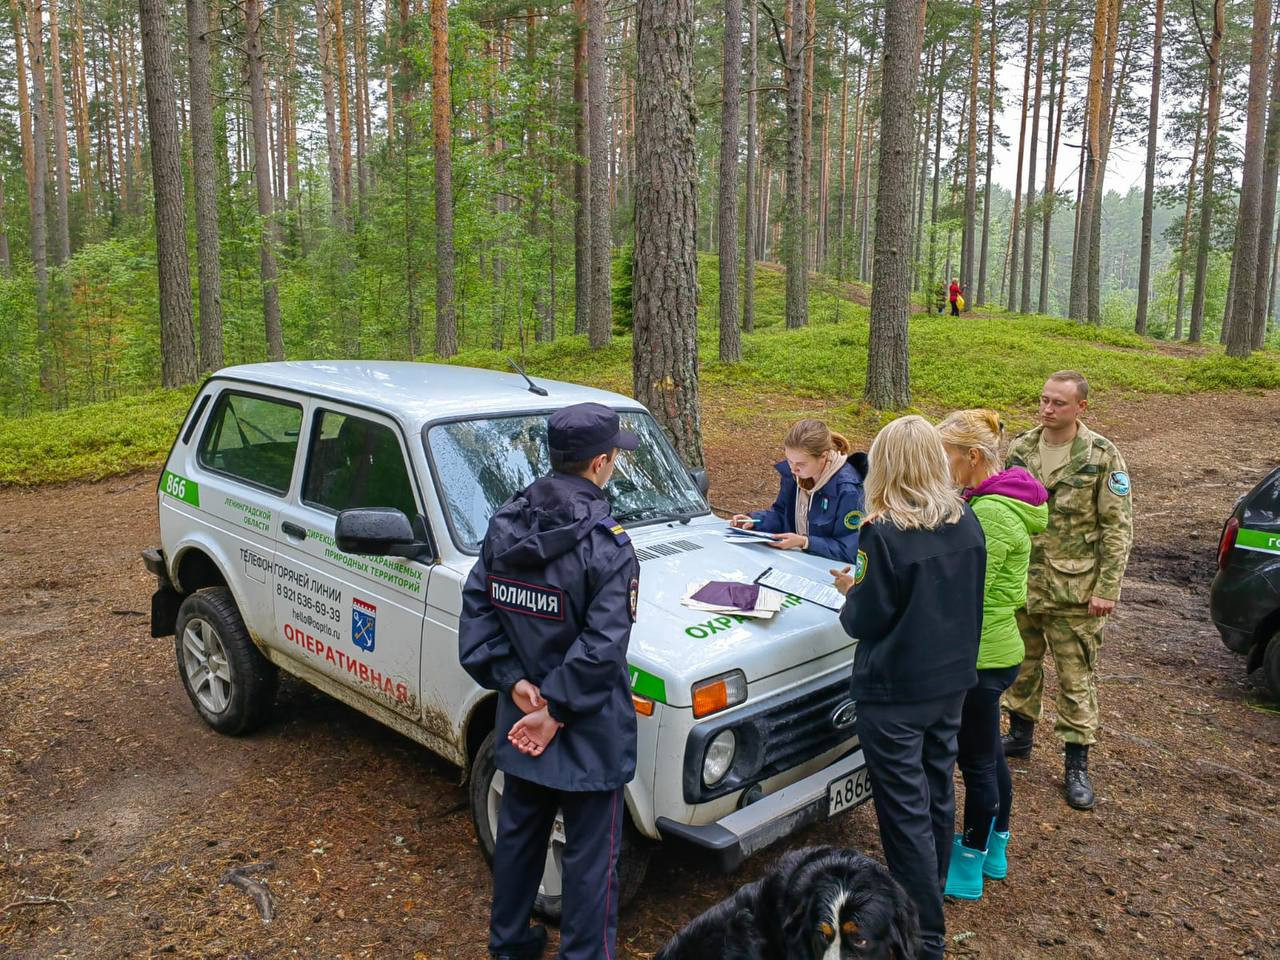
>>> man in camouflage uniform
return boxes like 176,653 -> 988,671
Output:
1001,371 -> 1133,810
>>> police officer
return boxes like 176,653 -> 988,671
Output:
1002,371 -> 1134,810
459,402 -> 641,960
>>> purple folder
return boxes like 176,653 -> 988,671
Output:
690,581 -> 761,611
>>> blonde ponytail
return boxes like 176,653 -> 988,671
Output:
936,409 -> 1005,471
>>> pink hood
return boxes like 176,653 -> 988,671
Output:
964,466 -> 1048,506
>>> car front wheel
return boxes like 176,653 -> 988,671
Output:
175,587 -> 277,735
1263,629 -> 1280,698
468,730 -> 650,922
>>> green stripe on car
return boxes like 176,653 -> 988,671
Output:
1237,527 -> 1280,555
161,470 -> 200,507
629,665 -> 667,703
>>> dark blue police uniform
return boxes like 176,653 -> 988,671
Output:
750,453 -> 868,563
459,402 -> 641,960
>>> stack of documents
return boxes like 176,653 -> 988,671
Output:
681,580 -> 785,619
724,526 -> 778,545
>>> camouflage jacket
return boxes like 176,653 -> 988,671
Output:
1007,423 -> 1133,612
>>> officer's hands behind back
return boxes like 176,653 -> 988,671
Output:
512,678 -> 544,714
509,707 -> 562,757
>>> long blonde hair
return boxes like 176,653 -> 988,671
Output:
865,415 -> 967,530
936,409 -> 1004,470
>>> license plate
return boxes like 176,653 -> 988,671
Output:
827,766 -> 872,816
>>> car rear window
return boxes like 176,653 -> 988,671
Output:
197,391 -> 302,494
302,410 -> 419,519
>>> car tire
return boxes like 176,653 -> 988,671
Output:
1263,630 -> 1280,698
469,730 -> 651,922
174,587 -> 278,736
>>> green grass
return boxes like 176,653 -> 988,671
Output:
4,254 -> 1279,486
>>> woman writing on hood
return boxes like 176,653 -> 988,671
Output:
936,410 -> 1049,900
730,419 -> 867,563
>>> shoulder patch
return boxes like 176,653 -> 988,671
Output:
629,577 -> 639,622
853,549 -> 868,585
598,517 -> 630,544
1107,471 -> 1131,497
843,509 -> 864,531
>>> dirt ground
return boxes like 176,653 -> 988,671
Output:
2,386 -> 1279,960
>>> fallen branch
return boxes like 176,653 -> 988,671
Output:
1,894 -> 73,915
219,862 -> 275,923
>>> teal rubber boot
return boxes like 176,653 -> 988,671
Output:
983,830 -> 1010,880
944,835 -> 986,900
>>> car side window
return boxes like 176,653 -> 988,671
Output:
197,391 -> 302,494
303,410 -> 419,519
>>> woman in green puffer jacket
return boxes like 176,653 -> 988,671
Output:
937,409 -> 1049,901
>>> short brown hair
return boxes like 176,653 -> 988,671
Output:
1047,370 -> 1089,402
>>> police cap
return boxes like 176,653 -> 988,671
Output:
547,402 -> 639,460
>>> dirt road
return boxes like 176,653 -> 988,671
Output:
2,388 -> 1278,959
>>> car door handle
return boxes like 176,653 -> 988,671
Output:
282,521 -> 307,541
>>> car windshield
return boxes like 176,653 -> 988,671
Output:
427,411 -> 709,551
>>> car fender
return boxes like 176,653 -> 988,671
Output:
168,532 -> 268,651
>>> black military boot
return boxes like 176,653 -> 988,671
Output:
492,924 -> 547,960
1064,743 -> 1096,810
1001,711 -> 1035,758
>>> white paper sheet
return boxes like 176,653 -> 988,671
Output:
754,566 -> 845,612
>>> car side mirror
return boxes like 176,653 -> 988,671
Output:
336,507 -> 427,559
689,468 -> 710,497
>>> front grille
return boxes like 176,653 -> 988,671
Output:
756,676 -> 854,779
635,538 -> 704,562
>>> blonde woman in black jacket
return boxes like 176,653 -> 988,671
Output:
832,415 -> 986,960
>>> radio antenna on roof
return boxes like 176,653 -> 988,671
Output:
508,358 -> 549,396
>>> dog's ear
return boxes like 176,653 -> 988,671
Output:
887,883 -> 922,960
781,901 -> 811,954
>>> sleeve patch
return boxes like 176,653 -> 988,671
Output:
629,578 -> 639,622
598,517 -> 630,544
853,549 -> 868,585
843,509 -> 864,530
1107,471 -> 1131,497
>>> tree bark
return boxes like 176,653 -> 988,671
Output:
48,0 -> 71,263
71,0 -> 93,225
1020,0 -> 1048,313
961,0 -> 980,301
927,39 -> 944,293
633,0 -> 703,467
245,0 -> 285,361
334,0 -> 353,214
718,0 -> 742,361
25,0 -> 52,371
1251,27 -> 1280,348
1176,83 -> 1206,341
573,0 -> 590,335
782,0 -> 809,327
430,0 -> 456,357
1225,0 -> 1272,357
1007,12 -> 1034,310
1134,0 -> 1165,334
1041,22 -> 1070,314
11,0 -> 34,189
186,0 -> 223,371
865,0 -> 924,409
1189,0 -> 1224,343
315,0 -> 345,224
588,0 -> 611,347
742,0 -> 757,332
977,1 -> 996,306
139,0 -> 198,387
1069,0 -> 1110,321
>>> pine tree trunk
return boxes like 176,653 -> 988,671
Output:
1007,12 -> 1034,311
245,0 -> 285,360
587,0 -> 611,347
927,39 -> 944,293
353,0 -> 370,209
914,50 -> 932,294
1225,0 -> 1271,357
1251,28 -> 1280,348
1069,0 -> 1109,321
431,0 -> 456,357
49,0 -> 72,263
316,0 -> 344,225
1134,0 -> 1165,333
865,0 -> 924,409
72,0 -> 93,226
1175,83 -> 1206,341
718,0 -> 742,361
0,175 -> 8,274
742,0 -> 757,332
633,0 -> 703,467
1020,0 -> 1047,313
1087,0 -> 1124,326
961,0 -> 980,301
187,0 -> 223,371
25,0 -> 52,371
11,0 -> 35,189
1041,23 -> 1070,314
335,0 -> 353,213
977,3 -> 996,306
1189,0 -> 1224,343
139,0 -> 198,386
782,0 -> 809,327
573,0 -> 590,335
399,0 -> 419,355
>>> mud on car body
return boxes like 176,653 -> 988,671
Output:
1211,464 -> 1280,695
143,361 -> 871,914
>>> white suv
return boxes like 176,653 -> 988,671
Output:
143,361 -> 870,914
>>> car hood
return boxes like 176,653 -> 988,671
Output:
625,517 -> 853,706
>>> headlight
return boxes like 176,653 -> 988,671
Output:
703,729 -> 737,786
692,669 -> 747,718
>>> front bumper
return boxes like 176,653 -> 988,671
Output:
655,747 -> 869,871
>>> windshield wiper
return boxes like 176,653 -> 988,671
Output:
615,506 -> 702,526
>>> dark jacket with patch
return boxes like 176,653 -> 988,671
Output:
459,472 -> 639,791
840,510 -> 986,703
750,454 -> 868,563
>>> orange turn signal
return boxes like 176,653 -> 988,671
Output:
632,693 -> 655,716
692,681 -> 728,718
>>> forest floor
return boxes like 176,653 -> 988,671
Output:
1,385 -> 1279,960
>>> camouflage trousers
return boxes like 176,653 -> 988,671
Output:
1002,609 -> 1105,746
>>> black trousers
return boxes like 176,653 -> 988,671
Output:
957,665 -> 1021,848
490,773 -> 623,960
856,692 -> 966,960
950,300 -> 961,316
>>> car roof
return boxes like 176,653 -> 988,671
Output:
213,361 -> 644,428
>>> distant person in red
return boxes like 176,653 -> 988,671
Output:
949,279 -> 963,316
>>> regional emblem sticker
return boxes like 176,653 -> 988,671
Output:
843,509 -> 864,530
854,549 -> 868,585
352,597 -> 377,652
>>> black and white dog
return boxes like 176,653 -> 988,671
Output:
656,847 -> 920,960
